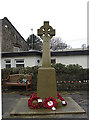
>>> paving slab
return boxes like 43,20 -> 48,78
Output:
10,97 -> 86,118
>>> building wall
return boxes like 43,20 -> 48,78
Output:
25,56 -> 42,67
87,55 -> 89,68
51,55 -> 87,68
1,17 -> 29,52
0,19 -> 2,53
1,55 -> 88,69
1,56 -> 42,69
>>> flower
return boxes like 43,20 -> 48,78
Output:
47,101 -> 53,106
43,96 -> 57,109
28,96 -> 42,109
86,80 -> 87,83
28,92 -> 67,110
57,93 -> 67,105
57,93 -> 64,101
60,81 -> 62,83
57,81 -> 59,83
30,92 -> 37,98
19,81 -> 20,84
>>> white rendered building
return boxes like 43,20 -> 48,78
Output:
1,50 -> 89,69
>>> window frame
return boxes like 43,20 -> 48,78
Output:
15,59 -> 24,68
5,59 -> 11,68
51,59 -> 56,64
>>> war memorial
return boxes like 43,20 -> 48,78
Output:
10,21 -> 86,118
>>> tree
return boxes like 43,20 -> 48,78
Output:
26,34 -> 43,51
50,36 -> 67,51
67,45 -> 72,49
81,44 -> 86,50
87,45 -> 89,49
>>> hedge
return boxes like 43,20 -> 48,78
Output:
1,63 -> 88,90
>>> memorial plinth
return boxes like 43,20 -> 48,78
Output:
37,21 -> 57,99
10,97 -> 86,118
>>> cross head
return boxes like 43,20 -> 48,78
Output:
37,21 -> 55,40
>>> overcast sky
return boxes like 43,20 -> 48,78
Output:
0,0 -> 88,48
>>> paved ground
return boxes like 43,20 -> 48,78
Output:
2,88 -> 89,119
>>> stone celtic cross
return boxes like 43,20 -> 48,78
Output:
37,21 -> 57,99
37,21 -> 55,67
37,21 -> 55,39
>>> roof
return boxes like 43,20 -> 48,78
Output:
2,17 -> 28,44
1,50 -> 89,58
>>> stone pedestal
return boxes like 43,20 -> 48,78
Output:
37,67 -> 57,99
10,97 -> 86,118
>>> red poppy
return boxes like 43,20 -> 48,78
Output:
28,96 -> 42,109
30,92 -> 37,98
57,93 -> 67,105
43,96 -> 57,109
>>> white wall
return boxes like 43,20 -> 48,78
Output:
87,55 -> 89,68
0,19 -> 2,53
1,56 -> 42,69
0,19 -> 2,70
24,56 -> 42,67
51,55 -> 88,69
1,55 -> 88,69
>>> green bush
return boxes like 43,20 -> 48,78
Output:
1,63 -> 88,91
52,63 -> 86,83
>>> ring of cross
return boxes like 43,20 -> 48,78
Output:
37,21 -> 55,40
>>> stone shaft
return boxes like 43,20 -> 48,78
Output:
42,37 -> 51,67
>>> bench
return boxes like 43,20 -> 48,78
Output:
2,74 -> 32,91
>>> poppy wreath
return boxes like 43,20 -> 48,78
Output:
30,92 -> 37,98
43,96 -> 57,109
28,96 -> 42,109
57,93 -> 67,105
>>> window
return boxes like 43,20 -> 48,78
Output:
5,60 -> 11,68
51,59 -> 56,64
5,25 -> 8,28
13,46 -> 20,52
15,59 -> 24,68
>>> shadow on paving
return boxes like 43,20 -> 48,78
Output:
2,88 -> 89,119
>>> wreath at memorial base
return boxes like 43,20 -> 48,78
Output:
28,96 -> 42,109
43,96 -> 57,110
28,92 -> 67,110
57,93 -> 67,105
30,92 -> 37,98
